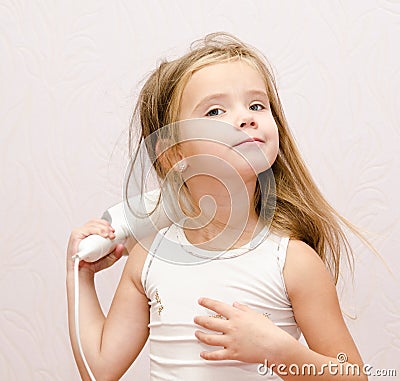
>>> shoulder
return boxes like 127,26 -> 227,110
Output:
283,239 -> 336,300
125,232 -> 159,296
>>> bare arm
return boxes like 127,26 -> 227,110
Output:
66,221 -> 149,381
278,239 -> 367,380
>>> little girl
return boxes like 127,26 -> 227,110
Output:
67,33 -> 368,380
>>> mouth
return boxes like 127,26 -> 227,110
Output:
233,137 -> 265,147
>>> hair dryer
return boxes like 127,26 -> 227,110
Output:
75,189 -> 171,262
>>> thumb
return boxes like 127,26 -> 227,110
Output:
107,244 -> 125,263
113,244 -> 126,259
94,244 -> 124,272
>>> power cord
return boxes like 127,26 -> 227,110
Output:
73,256 -> 97,381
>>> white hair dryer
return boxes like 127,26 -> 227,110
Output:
75,189 -> 171,262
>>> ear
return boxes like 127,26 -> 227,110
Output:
176,159 -> 187,173
155,139 -> 186,172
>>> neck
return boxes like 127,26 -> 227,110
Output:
183,174 -> 264,249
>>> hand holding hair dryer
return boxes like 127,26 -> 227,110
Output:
75,190 -> 170,262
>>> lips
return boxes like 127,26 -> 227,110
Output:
233,137 -> 265,147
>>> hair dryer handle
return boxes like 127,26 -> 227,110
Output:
76,226 -> 129,262
76,200 -> 130,262
75,190 -> 170,262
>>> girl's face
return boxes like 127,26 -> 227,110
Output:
177,60 -> 279,179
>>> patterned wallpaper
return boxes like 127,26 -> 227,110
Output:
1,1 -> 398,380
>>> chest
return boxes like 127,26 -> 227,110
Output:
144,252 -> 289,324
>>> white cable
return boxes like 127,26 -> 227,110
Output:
74,256 -> 97,381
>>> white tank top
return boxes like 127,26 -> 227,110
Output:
141,223 -> 301,380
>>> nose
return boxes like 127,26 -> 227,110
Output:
240,119 -> 257,128
238,112 -> 258,129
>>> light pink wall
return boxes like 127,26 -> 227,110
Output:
1,1 -> 398,380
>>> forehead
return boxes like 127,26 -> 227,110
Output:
181,60 -> 266,102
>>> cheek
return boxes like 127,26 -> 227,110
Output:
272,125 -> 279,152
267,119 -> 279,151
181,141 -> 228,158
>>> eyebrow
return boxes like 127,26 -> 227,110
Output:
191,89 -> 269,114
191,93 -> 228,114
246,90 -> 269,101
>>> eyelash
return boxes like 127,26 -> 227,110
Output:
205,103 -> 266,117
249,103 -> 265,111
206,108 -> 224,117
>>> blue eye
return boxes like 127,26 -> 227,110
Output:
206,108 -> 224,117
249,104 -> 265,111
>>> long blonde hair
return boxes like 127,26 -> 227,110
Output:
127,32 -> 362,283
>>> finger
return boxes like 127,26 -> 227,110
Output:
88,221 -> 115,234
195,330 -> 228,347
198,298 -> 235,319
83,220 -> 113,234
232,301 -> 251,312
81,224 -> 116,239
194,315 -> 228,333
200,348 -> 230,361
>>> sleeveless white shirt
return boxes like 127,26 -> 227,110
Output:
141,223 -> 301,380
